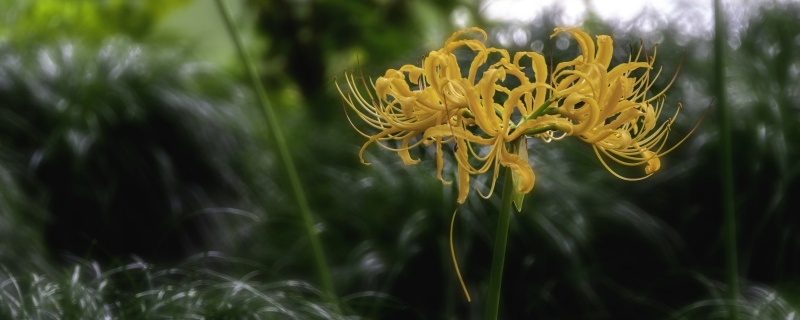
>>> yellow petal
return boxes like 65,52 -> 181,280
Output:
553,28 -> 595,63
500,145 -> 535,194
424,124 -> 494,145
397,136 -> 421,165
511,137 -> 529,212
643,151 -> 661,174
434,137 -> 452,184
595,35 -> 614,68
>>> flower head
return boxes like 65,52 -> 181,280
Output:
338,28 -> 546,203
337,27 -> 693,203
548,27 -> 693,180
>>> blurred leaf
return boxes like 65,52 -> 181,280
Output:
248,0 -> 462,120
1,0 -> 191,43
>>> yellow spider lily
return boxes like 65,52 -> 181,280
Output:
338,26 -> 695,304
337,26 -> 694,203
337,28 -> 549,203
549,27 -> 695,180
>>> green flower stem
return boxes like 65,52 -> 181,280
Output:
461,109 -> 475,119
521,124 -> 557,136
714,0 -> 738,318
524,96 -> 558,122
213,0 -> 337,304
484,166 -> 516,320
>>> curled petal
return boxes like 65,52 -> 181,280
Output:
500,146 -> 535,194
643,150 -> 661,174
424,125 -> 494,145
398,136 -> 421,165
595,35 -> 614,68
456,139 -> 471,204
553,27 -> 595,63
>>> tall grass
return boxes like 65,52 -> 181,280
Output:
213,0 -> 337,305
0,260 -> 350,319
714,0 -> 740,318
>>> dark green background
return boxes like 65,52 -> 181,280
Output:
0,0 -> 798,318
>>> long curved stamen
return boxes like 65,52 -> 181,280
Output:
449,207 -> 471,302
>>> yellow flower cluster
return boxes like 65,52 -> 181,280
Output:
337,27 -> 687,204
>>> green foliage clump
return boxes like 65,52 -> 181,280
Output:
248,0 -> 462,120
0,38 -> 267,264
1,0 -> 190,43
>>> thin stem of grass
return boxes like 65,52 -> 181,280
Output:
484,167 -> 515,320
714,0 -> 738,318
213,0 -> 337,306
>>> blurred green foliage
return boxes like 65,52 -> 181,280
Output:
248,0 -> 463,120
0,38 -> 270,265
0,261 -> 345,319
0,0 -> 190,43
0,0 -> 799,319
